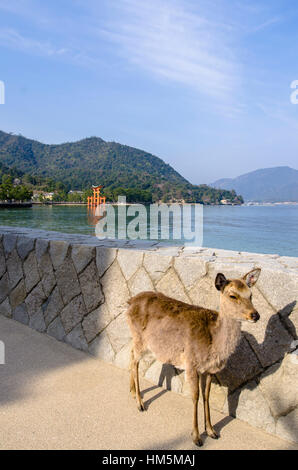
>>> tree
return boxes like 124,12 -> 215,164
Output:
68,192 -> 82,203
52,191 -> 67,202
0,177 -> 32,201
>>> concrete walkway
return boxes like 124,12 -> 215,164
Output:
0,315 -> 296,450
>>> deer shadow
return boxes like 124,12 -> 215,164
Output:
222,301 -> 296,416
141,301 -> 297,441
141,364 -> 184,410
214,300 -> 297,441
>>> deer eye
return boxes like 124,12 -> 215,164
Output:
230,295 -> 237,300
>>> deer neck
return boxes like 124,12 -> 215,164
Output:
213,312 -> 242,361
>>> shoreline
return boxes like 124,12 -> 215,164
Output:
32,202 -> 87,206
32,201 -> 298,207
1,201 -> 297,209
0,202 -> 32,208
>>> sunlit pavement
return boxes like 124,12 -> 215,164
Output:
0,315 -> 296,450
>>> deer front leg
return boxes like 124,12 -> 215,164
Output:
187,369 -> 202,447
201,373 -> 218,439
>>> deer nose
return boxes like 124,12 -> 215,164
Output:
251,311 -> 260,322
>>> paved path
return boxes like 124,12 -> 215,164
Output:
0,315 -> 296,450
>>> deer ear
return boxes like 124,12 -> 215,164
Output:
243,268 -> 261,287
215,273 -> 228,291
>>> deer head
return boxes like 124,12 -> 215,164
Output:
215,268 -> 261,323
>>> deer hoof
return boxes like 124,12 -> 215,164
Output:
191,431 -> 203,447
207,428 -> 219,439
194,438 -> 203,447
138,402 -> 145,412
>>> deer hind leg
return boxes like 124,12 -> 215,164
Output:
130,346 -> 145,412
187,368 -> 202,447
129,348 -> 136,398
200,373 -> 218,439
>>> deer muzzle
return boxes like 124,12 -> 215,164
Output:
250,311 -> 260,322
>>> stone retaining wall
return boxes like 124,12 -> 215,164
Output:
0,226 -> 297,443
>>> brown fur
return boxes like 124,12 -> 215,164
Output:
127,292 -> 223,372
126,268 -> 261,446
231,279 -> 247,290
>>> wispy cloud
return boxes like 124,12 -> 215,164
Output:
257,101 -> 298,130
0,0 -> 288,114
246,16 -> 281,34
98,0 -> 240,101
0,27 -> 68,56
0,28 -> 67,56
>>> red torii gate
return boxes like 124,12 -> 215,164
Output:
87,185 -> 106,206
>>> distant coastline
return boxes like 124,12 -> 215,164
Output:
212,166 -> 298,203
244,201 -> 298,206
2,200 -> 297,208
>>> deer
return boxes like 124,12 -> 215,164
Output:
126,268 -> 261,447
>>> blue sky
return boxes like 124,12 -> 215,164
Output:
0,0 -> 298,183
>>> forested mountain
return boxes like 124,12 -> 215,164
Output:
212,166 -> 298,202
0,130 -> 243,204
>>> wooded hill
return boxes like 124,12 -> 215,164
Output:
0,130 -> 243,204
